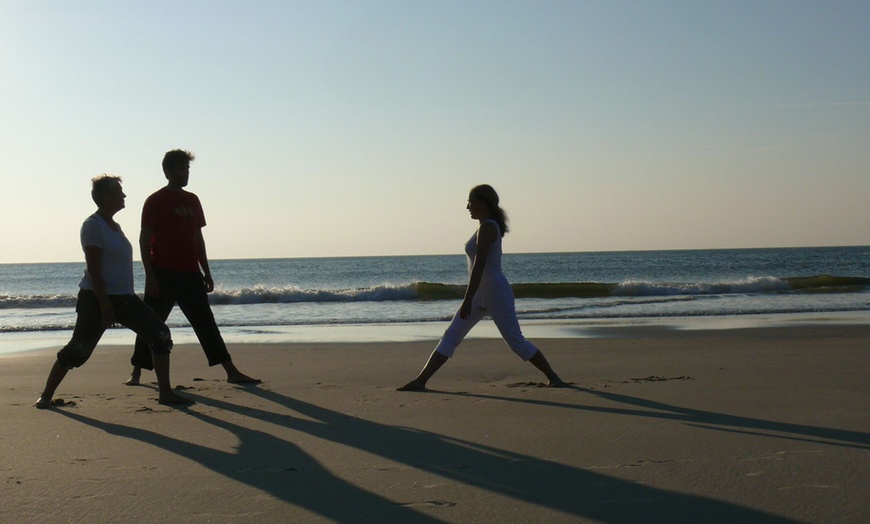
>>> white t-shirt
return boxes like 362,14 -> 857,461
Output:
78,214 -> 135,295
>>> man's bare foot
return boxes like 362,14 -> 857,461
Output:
125,366 -> 143,385
396,380 -> 426,392
227,372 -> 261,384
35,397 -> 52,409
546,378 -> 568,388
158,393 -> 194,406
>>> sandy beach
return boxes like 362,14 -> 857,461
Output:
2,325 -> 868,523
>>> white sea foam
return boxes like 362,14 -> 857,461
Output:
615,276 -> 790,296
1,248 -> 868,334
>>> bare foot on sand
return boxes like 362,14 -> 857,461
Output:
227,373 -> 262,384
158,393 -> 194,406
125,366 -> 142,386
396,381 -> 427,392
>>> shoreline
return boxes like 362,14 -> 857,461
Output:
2,310 -> 869,358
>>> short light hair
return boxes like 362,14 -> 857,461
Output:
91,174 -> 122,206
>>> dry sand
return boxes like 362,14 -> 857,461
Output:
2,325 -> 868,523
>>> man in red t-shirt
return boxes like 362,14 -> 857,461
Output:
125,149 -> 259,385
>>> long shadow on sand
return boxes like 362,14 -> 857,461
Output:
53,384 -> 809,523
444,385 -> 870,450
55,404 -> 446,523
95,382 -> 812,523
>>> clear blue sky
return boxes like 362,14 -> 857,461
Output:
2,1 -> 868,263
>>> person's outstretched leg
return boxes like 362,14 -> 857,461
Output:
177,273 -> 260,384
40,292 -> 103,408
528,350 -> 566,387
398,304 -> 486,391
484,286 -> 566,387
36,360 -> 69,409
117,294 -> 192,405
397,350 -> 449,391
128,288 -> 175,377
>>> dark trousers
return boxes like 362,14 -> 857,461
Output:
131,266 -> 231,370
58,289 -> 172,369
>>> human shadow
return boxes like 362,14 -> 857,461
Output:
54,407 -> 447,523
583,386 -> 870,449
180,386 -> 801,523
438,385 -> 870,450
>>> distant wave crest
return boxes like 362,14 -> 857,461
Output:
199,274 -> 870,304
209,283 -> 421,304
2,274 -> 867,310
615,276 -> 792,296
0,294 -> 76,309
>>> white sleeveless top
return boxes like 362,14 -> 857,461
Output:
464,219 -> 503,275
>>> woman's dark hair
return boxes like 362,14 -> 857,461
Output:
469,184 -> 509,236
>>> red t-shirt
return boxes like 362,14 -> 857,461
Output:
142,187 -> 207,272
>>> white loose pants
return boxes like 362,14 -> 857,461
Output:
434,274 -> 538,361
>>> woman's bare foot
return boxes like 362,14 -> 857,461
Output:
396,380 -> 426,392
546,378 -> 568,388
158,392 -> 194,406
227,372 -> 261,384
223,362 -> 261,384
35,397 -> 53,409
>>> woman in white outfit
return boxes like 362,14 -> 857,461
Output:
398,184 -> 565,391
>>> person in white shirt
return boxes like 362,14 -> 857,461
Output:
36,175 -> 191,408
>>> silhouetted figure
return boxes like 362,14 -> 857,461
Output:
37,175 -> 190,408
399,184 -> 564,391
125,150 -> 259,386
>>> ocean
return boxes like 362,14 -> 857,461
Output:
2,246 -> 869,354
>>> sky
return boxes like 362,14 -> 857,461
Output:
1,1 -> 868,263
